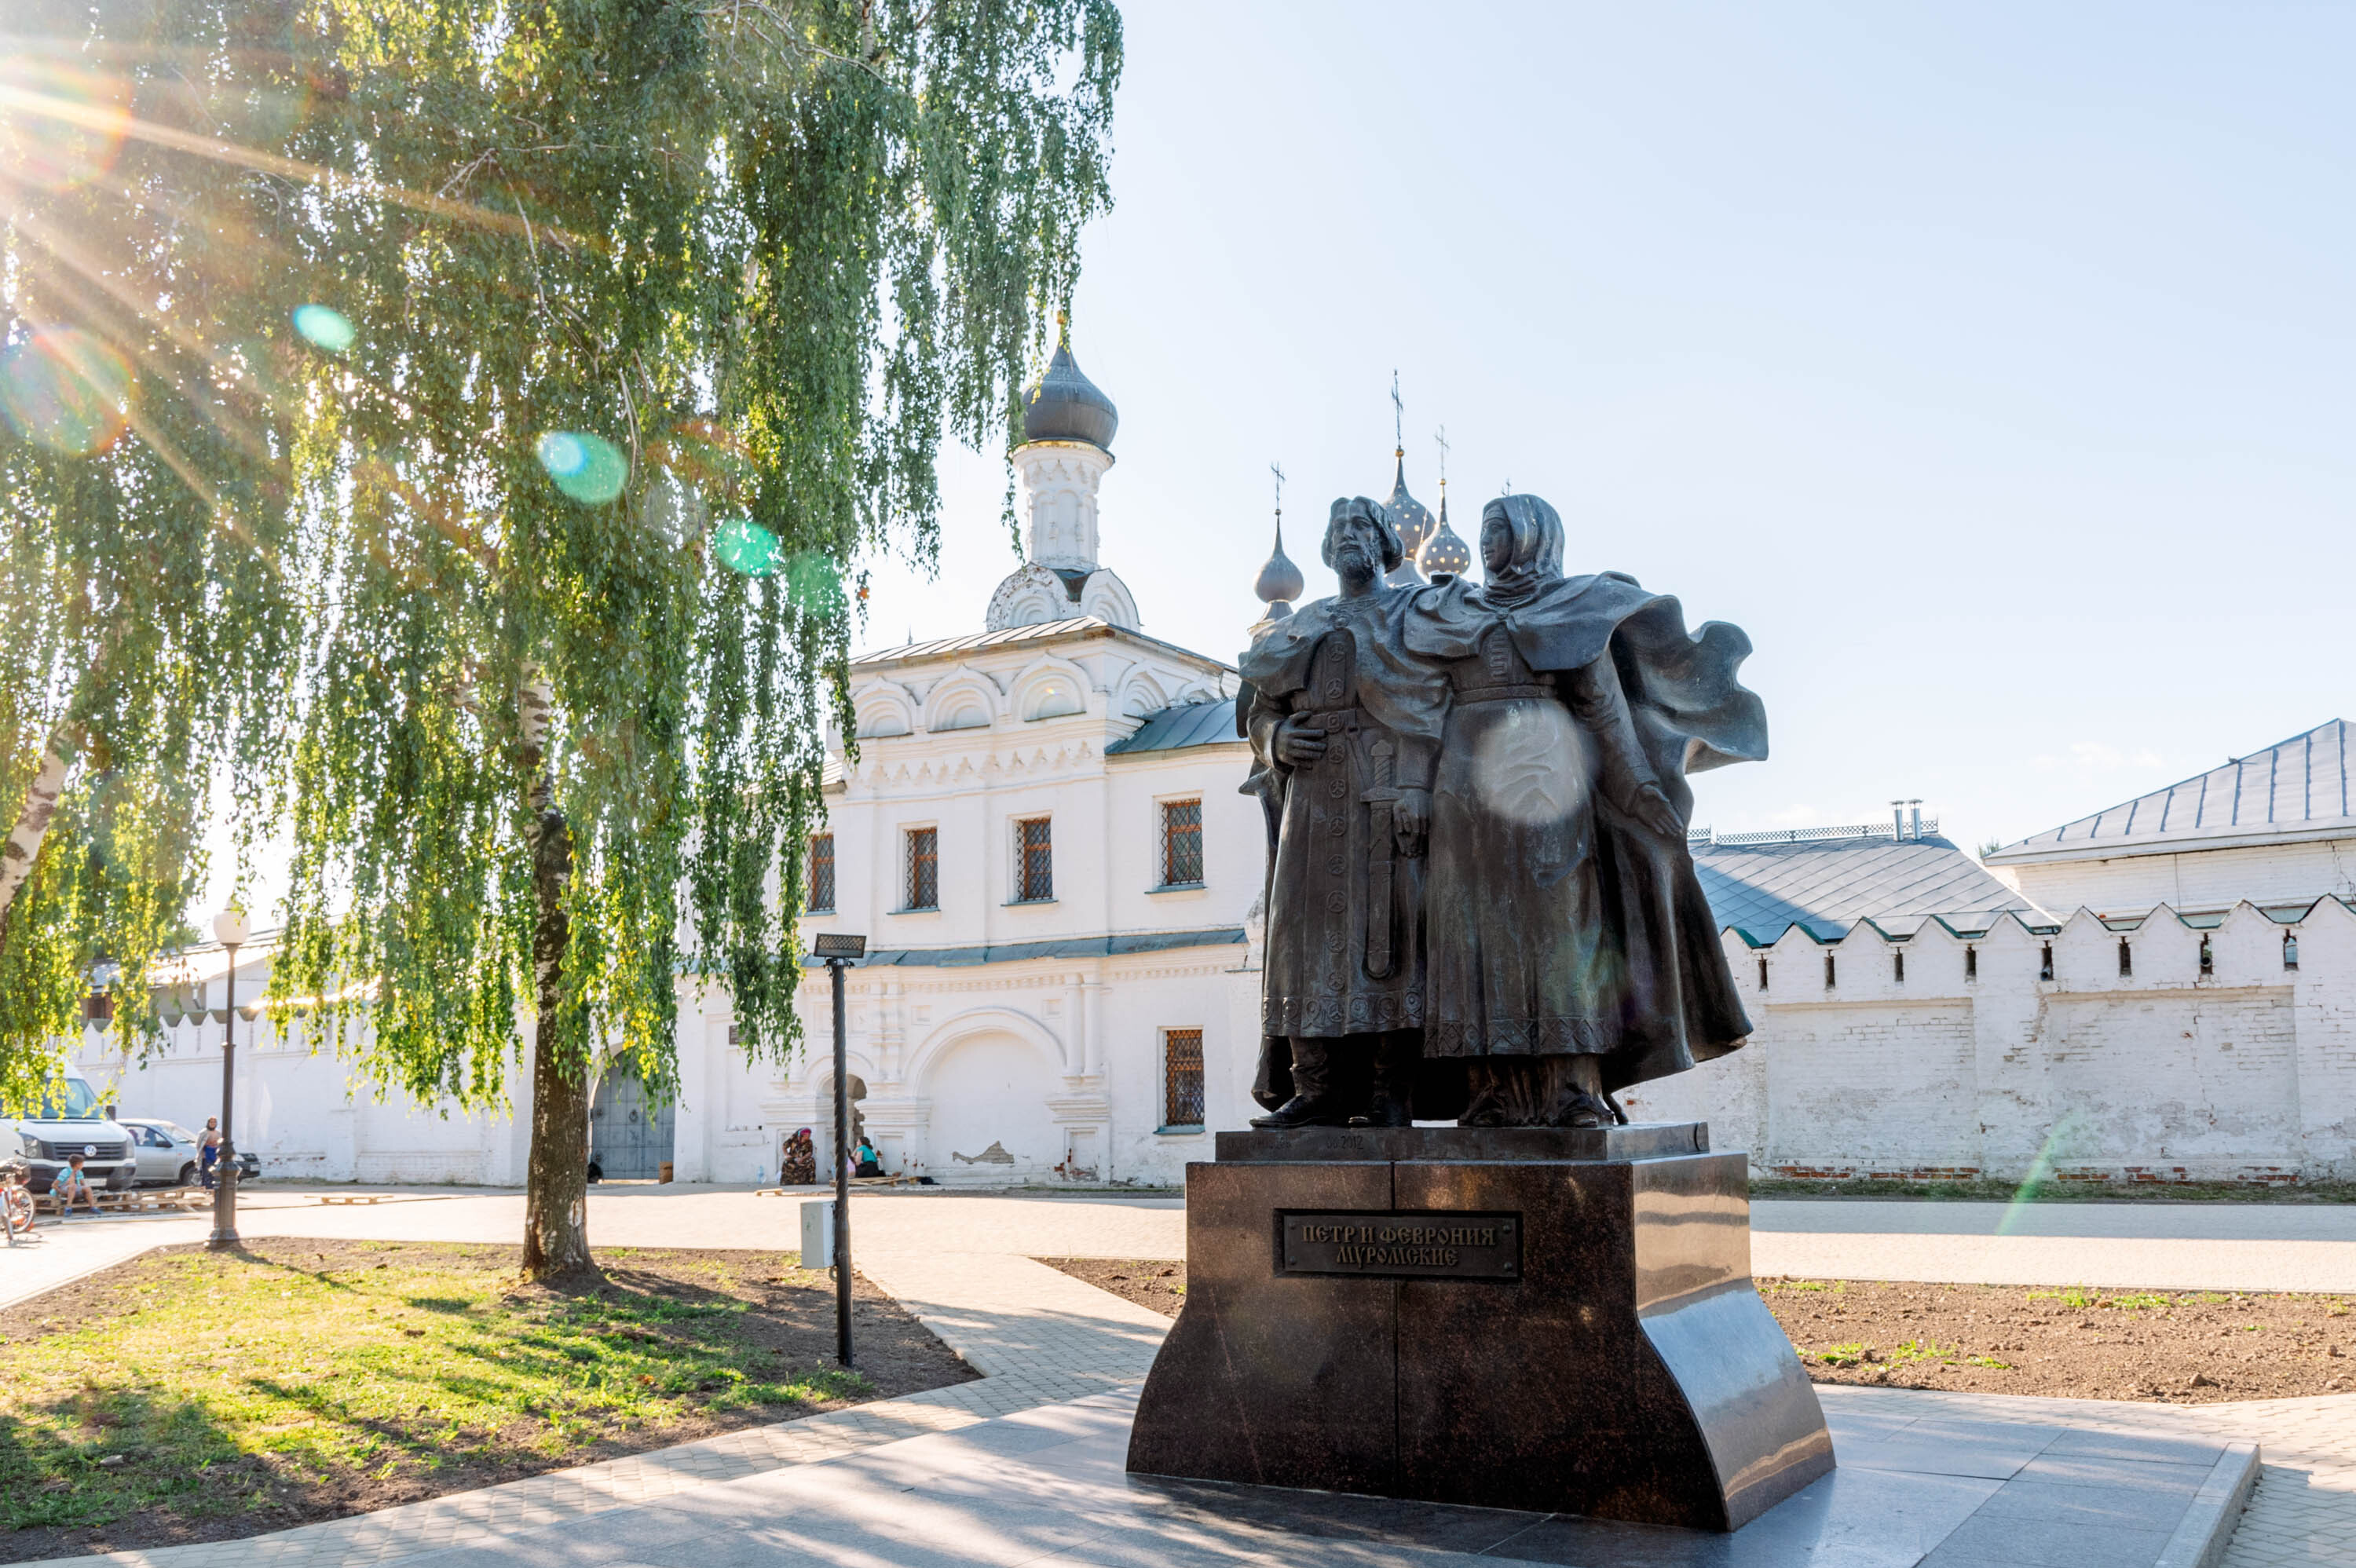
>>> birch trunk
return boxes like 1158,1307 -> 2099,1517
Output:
0,728 -> 79,936
516,676 -> 594,1280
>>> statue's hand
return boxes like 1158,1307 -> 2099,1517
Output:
1394,788 -> 1431,857
1630,782 -> 1684,840
1273,713 -> 1327,766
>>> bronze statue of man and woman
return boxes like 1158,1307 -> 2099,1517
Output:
1241,492 -> 1768,1130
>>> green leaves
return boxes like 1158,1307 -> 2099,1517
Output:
1,0 -> 1121,1174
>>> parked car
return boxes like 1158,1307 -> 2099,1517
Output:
119,1118 -> 204,1187
5,1070 -> 137,1193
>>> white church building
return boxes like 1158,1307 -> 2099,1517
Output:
62,339 -> 2356,1190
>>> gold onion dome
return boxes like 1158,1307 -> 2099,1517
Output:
1383,448 -> 1435,587
1420,488 -> 1472,577
1020,320 -> 1118,450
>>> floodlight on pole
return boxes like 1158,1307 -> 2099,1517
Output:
814,930 -> 868,1365
208,905 -> 250,1249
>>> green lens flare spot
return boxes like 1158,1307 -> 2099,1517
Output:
536,431 -> 628,505
713,517 -> 781,576
0,327 -> 132,455
291,305 -> 356,353
783,550 -> 841,605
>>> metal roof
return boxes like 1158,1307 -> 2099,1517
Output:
1693,832 -> 2040,944
1986,718 -> 2354,865
851,616 -> 1234,674
1106,700 -> 1241,755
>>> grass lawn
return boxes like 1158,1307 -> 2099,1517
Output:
0,1239 -> 972,1562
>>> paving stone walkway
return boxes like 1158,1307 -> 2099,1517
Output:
1814,1385 -> 2356,1568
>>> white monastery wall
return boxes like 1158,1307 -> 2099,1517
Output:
1622,894 -> 2356,1183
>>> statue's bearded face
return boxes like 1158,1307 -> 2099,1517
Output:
1326,506 -> 1385,587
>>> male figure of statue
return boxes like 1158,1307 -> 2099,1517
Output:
1240,496 -> 1448,1127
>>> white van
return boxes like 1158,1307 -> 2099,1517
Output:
9,1069 -> 137,1194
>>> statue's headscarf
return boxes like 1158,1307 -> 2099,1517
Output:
1480,494 -> 1564,606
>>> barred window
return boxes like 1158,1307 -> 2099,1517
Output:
1161,799 -> 1203,886
807,833 -> 836,912
905,826 -> 938,910
1163,1029 -> 1205,1128
1016,817 -> 1053,902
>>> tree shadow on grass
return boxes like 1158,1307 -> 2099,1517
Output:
0,1380 -> 260,1535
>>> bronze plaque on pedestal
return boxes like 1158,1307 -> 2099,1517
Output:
1280,1211 -> 1520,1279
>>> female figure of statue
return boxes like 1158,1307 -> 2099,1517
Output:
1405,494 -> 1765,1127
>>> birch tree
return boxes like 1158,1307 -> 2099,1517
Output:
0,26 -> 305,1108
0,0 -> 1118,1277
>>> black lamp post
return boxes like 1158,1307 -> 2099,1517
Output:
207,905 -> 250,1249
810,930 -> 866,1366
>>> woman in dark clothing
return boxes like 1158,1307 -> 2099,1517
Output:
780,1128 -> 817,1186
1405,495 -> 1766,1127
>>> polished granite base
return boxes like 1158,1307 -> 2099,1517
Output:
1129,1125 -> 1831,1529
382,1387 -> 2257,1568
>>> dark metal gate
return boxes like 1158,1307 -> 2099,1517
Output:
590,1058 -> 675,1179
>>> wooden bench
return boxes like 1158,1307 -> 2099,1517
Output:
757,1175 -> 917,1194
35,1186 -> 210,1216
316,1193 -> 385,1205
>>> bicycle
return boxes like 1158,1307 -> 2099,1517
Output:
2,1159 -> 34,1245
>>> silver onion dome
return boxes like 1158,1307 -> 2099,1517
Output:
1253,510 -> 1304,617
1019,325 -> 1118,450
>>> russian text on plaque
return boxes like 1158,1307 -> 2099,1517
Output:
1279,1211 -> 1520,1279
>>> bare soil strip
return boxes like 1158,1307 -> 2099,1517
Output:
1041,1257 -> 2356,1404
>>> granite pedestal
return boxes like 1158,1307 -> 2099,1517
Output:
1127,1122 -> 1834,1531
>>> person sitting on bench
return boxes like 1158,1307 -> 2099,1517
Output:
52,1153 -> 101,1217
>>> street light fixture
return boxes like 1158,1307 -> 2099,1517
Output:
811,931 -> 866,1365
208,905 -> 250,1250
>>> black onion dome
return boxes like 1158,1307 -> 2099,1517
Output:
1384,449 -> 1435,586
1420,490 -> 1472,576
1020,339 -> 1119,449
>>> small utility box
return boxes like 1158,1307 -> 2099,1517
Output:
800,1200 -> 835,1270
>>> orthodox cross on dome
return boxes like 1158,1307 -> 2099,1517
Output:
1382,373 -> 1435,587
1419,423 -> 1472,578
1253,458 -> 1304,624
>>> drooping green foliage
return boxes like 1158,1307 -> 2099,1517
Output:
0,2 -> 1121,1158
0,20 -> 306,1109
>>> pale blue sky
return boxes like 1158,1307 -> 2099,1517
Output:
863,1 -> 2356,855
